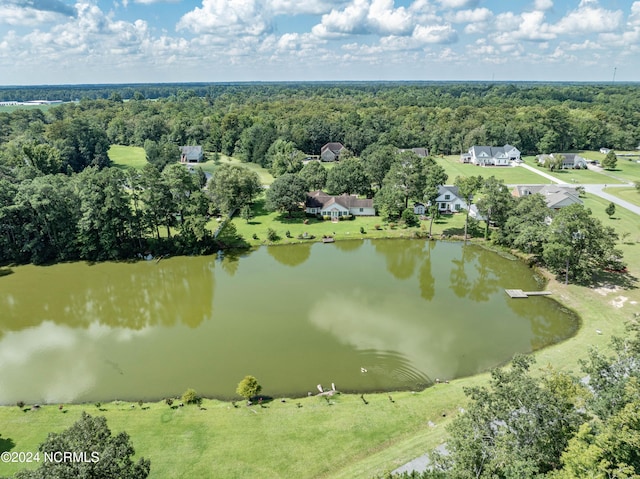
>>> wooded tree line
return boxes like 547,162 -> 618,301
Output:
390,322 -> 640,479
2,82 -> 640,171
0,164 -> 217,264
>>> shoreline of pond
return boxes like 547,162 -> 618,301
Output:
0,235 -> 583,407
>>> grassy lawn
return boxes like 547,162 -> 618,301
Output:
604,186 -> 640,208
521,156 -> 625,184
228,198 -> 470,247
596,157 -> 640,184
108,145 -> 148,170
583,193 -> 640,248
437,155 -> 554,184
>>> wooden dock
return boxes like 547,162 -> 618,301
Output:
505,289 -> 552,298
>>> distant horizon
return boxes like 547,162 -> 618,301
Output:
1,79 -> 639,89
1,1 -> 638,86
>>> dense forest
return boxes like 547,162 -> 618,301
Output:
0,82 -> 636,269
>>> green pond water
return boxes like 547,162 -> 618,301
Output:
0,240 -> 578,404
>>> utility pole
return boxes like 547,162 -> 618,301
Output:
612,66 -> 617,83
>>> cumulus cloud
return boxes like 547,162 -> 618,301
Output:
177,0 -> 273,37
448,7 -> 492,24
551,2 -> 622,35
0,0 -> 76,25
492,10 -> 555,44
312,0 -> 454,40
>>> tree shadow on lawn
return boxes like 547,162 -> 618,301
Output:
0,435 -> 16,453
588,269 -> 638,291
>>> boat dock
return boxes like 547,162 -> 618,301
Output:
505,289 -> 552,298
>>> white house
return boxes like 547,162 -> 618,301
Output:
462,145 -> 521,166
305,191 -> 375,217
434,185 -> 468,213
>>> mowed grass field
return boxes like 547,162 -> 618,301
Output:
108,145 -> 148,170
604,187 -> 640,208
436,155 -> 545,184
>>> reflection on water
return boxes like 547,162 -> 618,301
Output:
0,240 -> 578,404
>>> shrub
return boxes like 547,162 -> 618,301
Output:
17,400 -> 25,408
181,388 -> 201,405
285,230 -> 291,238
252,233 -> 258,240
236,375 -> 262,400
266,228 -> 279,242
165,398 -> 174,407
374,224 -> 382,230
360,226 -> 365,234
322,215 -> 331,221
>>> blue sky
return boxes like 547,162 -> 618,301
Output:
0,0 -> 638,85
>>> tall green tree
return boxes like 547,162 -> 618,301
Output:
207,164 -> 261,214
431,355 -> 585,478
382,151 -> 426,208
13,412 -> 150,479
474,176 -> 515,239
265,173 -> 308,217
298,160 -> 327,191
454,175 -> 483,243
543,203 -> 622,284
325,158 -> 370,196
267,139 -> 304,177
602,150 -> 617,170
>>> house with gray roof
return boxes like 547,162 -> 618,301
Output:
536,153 -> 587,169
512,184 -> 583,210
180,146 -> 204,163
305,190 -> 375,217
462,145 -> 521,166
320,142 -> 345,162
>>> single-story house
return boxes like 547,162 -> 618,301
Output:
305,190 -> 375,217
600,147 -> 612,155
320,142 -> 345,162
536,153 -> 587,169
461,145 -> 521,166
512,184 -> 583,210
180,146 -> 204,163
434,185 -> 468,213
399,147 -> 429,157
413,202 -> 426,215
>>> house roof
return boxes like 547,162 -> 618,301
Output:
438,185 -> 462,198
321,142 -> 345,154
305,190 -> 373,210
511,185 -> 582,209
180,146 -> 203,160
470,145 -> 520,159
399,147 -> 429,157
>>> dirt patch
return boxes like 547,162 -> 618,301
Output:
610,296 -> 628,308
594,284 -> 621,296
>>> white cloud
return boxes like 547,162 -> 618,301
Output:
437,0 -> 478,9
534,0 -> 553,10
177,0 -> 272,37
413,23 -> 457,44
492,10 -> 555,44
551,2 -> 622,35
448,7 -> 492,24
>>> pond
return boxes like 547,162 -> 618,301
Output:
0,240 -> 578,404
